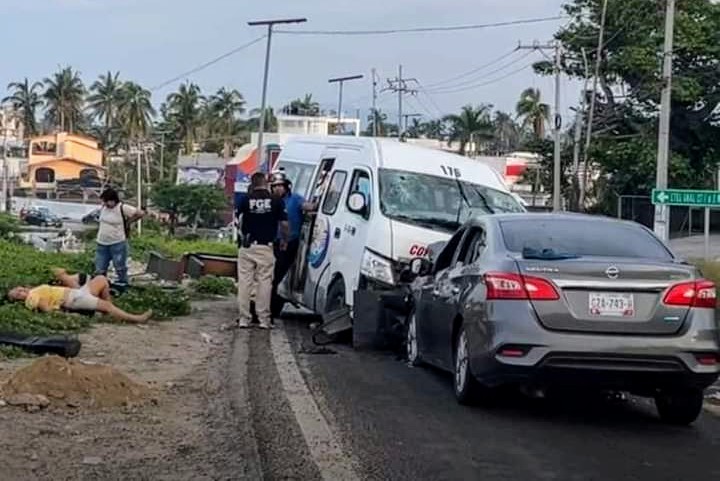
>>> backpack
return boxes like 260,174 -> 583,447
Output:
119,202 -> 131,239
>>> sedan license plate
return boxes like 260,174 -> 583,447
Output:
589,293 -> 635,317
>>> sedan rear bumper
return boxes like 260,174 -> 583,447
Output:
466,302 -> 720,390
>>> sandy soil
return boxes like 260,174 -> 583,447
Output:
0,298 -> 249,481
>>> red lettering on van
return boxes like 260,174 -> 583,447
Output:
409,245 -> 428,257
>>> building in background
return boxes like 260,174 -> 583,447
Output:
176,152 -> 226,186
277,114 -> 360,137
20,132 -> 104,198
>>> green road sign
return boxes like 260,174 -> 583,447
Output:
652,189 -> 720,207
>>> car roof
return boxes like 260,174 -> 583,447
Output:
465,212 -> 644,228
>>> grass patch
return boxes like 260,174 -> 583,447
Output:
191,275 -> 236,297
112,285 -> 191,320
129,234 -> 237,262
0,303 -> 95,336
697,261 -> 720,287
0,345 -> 32,360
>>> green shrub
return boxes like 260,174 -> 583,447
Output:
0,240 -> 94,298
0,345 -> 32,360
129,234 -> 236,261
0,303 -> 94,335
112,285 -> 191,320
0,213 -> 20,239
191,275 -> 236,296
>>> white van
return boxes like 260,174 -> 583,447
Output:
275,136 -> 525,322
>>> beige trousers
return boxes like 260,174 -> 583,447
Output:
237,244 -> 275,325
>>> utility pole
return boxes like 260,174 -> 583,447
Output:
155,130 -> 168,181
371,68 -> 378,137
1,127 -> 7,213
328,74 -> 364,135
248,17 -> 307,172
572,48 -> 589,210
579,0 -> 609,210
518,41 -> 563,211
136,146 -> 142,235
384,65 -> 417,139
653,0 -> 676,242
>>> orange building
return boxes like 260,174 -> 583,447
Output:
21,132 -> 105,196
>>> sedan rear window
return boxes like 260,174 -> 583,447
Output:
500,219 -> 673,260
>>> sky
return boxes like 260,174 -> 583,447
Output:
0,0 -> 577,124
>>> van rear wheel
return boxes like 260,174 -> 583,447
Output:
655,388 -> 704,425
325,279 -> 346,313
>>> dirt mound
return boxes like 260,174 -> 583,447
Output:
2,356 -> 150,409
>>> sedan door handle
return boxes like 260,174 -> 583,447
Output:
334,227 -> 341,239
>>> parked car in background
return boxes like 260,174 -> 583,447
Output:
82,209 -> 101,224
24,208 -> 63,228
406,213 -> 719,425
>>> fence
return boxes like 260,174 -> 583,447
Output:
617,195 -> 720,238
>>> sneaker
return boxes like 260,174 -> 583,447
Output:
258,323 -> 273,330
238,321 -> 252,329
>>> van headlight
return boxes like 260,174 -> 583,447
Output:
360,249 -> 395,286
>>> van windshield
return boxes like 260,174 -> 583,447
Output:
378,168 -> 524,232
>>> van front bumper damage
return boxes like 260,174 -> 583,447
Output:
353,276 -> 411,351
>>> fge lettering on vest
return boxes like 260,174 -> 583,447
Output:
250,199 -> 272,213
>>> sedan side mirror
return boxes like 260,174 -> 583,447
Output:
347,191 -> 368,216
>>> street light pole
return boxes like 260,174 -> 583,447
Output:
1,128 -> 7,213
371,68 -> 378,137
653,0 -> 676,242
249,17 -> 307,172
553,41 -> 562,212
328,74 -> 363,135
136,147 -> 142,235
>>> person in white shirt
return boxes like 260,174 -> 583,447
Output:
95,188 -> 144,286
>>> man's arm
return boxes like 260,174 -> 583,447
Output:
123,205 -> 145,223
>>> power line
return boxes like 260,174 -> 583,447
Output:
150,35 -> 266,92
425,61 -> 536,95
424,49 -> 535,92
275,15 -> 564,36
423,47 -> 519,89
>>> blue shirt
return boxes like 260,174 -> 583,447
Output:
280,193 -> 305,241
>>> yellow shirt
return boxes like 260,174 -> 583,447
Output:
25,285 -> 69,311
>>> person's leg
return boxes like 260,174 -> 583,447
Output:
110,241 -> 129,286
86,275 -> 111,301
237,249 -> 255,328
253,245 -> 276,329
96,299 -> 152,323
94,244 -> 111,277
271,240 -> 299,318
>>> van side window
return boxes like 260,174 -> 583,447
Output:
322,171 -> 348,215
347,170 -> 371,218
311,158 -> 335,204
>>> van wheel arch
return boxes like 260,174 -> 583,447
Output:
324,275 -> 347,313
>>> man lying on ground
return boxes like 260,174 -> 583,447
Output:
7,274 -> 152,323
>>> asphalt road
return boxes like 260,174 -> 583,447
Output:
281,317 -> 720,481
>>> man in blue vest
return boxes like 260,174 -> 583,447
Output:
269,171 -> 309,318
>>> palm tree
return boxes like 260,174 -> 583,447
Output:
443,105 -> 494,156
421,119 -> 446,140
365,108 -> 397,137
43,66 -> 86,132
208,87 -> 246,158
166,82 -> 203,154
516,88 -> 550,139
284,93 -> 320,116
87,71 -> 123,136
248,107 -> 278,134
118,82 -> 155,144
3,78 -> 43,137
492,111 -> 521,154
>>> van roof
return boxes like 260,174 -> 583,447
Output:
279,136 -> 508,191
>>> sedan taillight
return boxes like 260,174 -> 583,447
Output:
485,272 -> 559,301
663,280 -> 717,309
